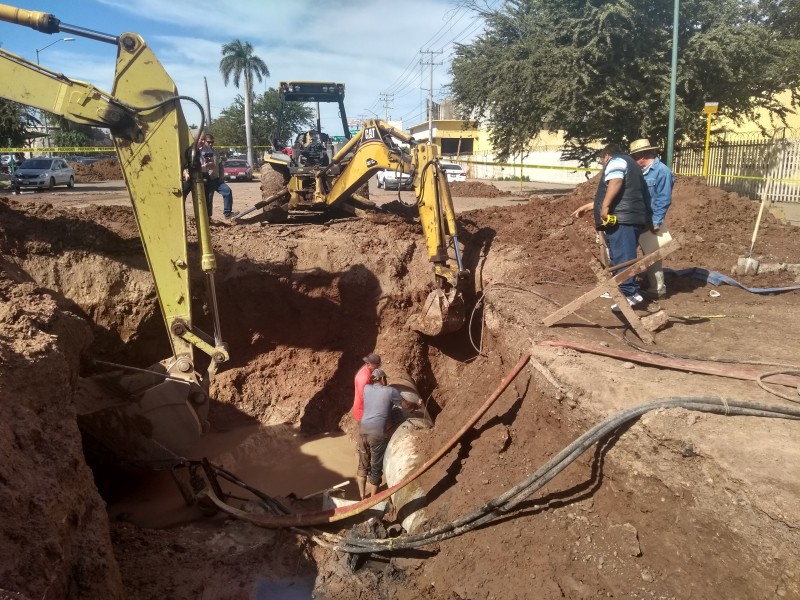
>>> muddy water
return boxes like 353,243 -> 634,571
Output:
106,424 -> 355,528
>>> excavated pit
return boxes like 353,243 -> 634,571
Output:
2,176 -> 800,599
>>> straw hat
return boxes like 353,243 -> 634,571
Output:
629,138 -> 659,155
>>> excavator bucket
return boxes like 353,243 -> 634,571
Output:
74,363 -> 209,466
407,289 -> 465,336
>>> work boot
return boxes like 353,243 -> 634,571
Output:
356,476 -> 367,500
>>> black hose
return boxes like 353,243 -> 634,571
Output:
329,397 -> 800,553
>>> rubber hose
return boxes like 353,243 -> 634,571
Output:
334,397 -> 800,553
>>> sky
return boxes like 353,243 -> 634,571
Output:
0,0 -> 492,135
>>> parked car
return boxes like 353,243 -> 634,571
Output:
11,157 -> 75,191
223,159 -> 253,181
440,162 -> 467,183
376,168 -> 413,190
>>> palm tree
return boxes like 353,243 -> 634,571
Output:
219,40 -> 269,168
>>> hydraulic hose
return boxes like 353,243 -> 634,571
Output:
329,396 -> 800,553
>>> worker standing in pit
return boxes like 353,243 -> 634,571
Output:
630,138 -> 675,300
353,352 -> 381,499
572,144 -> 650,311
357,368 -> 403,499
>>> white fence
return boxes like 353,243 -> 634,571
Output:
674,136 -> 800,203
451,150 -> 594,185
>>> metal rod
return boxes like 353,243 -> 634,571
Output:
666,0 -> 680,168
205,273 -> 223,347
59,21 -> 118,45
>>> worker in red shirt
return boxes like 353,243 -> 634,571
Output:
353,352 -> 381,498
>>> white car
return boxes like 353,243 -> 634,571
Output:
11,157 -> 75,191
440,162 -> 467,183
376,168 -> 413,190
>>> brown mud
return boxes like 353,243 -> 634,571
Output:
1,176 -> 799,599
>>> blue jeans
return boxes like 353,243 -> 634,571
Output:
205,178 -> 233,216
605,223 -> 643,297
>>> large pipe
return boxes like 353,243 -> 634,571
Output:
384,371 -> 432,533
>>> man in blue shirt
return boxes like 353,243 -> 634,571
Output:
630,138 -> 675,299
572,144 -> 650,310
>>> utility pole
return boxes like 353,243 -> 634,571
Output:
379,92 -> 394,122
420,49 -> 443,145
203,77 -> 212,131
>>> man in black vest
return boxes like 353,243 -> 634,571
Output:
572,144 -> 650,310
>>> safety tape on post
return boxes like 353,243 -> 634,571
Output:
459,159 -> 800,185
674,170 -> 800,184
458,158 -> 600,173
0,145 -> 275,154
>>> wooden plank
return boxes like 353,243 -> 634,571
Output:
542,240 -> 681,327
542,339 -> 800,387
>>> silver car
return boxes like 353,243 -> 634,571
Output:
12,157 -> 75,191
376,168 -> 413,190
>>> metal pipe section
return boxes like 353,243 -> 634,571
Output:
384,372 -> 433,533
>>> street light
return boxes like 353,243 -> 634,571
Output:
36,37 -> 75,155
35,37 -> 75,65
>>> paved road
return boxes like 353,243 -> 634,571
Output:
1,177 -> 576,215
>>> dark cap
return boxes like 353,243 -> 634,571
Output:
370,368 -> 386,381
363,353 -> 381,366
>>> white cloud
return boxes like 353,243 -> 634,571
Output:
8,0 -> 488,133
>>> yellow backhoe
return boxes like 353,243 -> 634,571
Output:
0,4 -> 228,464
237,81 -> 468,336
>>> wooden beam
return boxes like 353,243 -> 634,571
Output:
542,240 -> 681,328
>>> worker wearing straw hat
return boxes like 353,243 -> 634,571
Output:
630,138 -> 675,299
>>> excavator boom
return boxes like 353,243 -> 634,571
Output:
0,4 -> 228,463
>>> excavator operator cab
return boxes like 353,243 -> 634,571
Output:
293,130 -> 332,167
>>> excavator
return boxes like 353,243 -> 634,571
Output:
0,4 -> 228,464
238,80 -> 468,336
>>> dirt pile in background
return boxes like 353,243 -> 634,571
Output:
449,180 -> 513,198
69,158 -> 123,183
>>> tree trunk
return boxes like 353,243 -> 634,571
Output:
244,71 -> 254,168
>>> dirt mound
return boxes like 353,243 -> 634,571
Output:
69,158 -> 123,182
473,173 -> 800,288
449,180 -> 513,198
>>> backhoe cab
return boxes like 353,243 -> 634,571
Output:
0,4 -> 228,464
239,81 -> 468,336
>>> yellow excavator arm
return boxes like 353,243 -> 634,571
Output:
246,116 -> 468,335
315,119 -> 468,335
0,4 -> 228,461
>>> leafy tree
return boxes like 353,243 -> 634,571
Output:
0,100 -> 37,148
50,117 -> 112,146
212,89 -> 314,155
219,40 -> 270,169
451,0 -> 800,164
51,129 -> 89,148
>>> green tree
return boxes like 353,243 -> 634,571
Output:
0,99 -> 37,148
212,89 -> 314,156
51,129 -> 89,148
451,0 -> 800,164
219,39 -> 270,169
